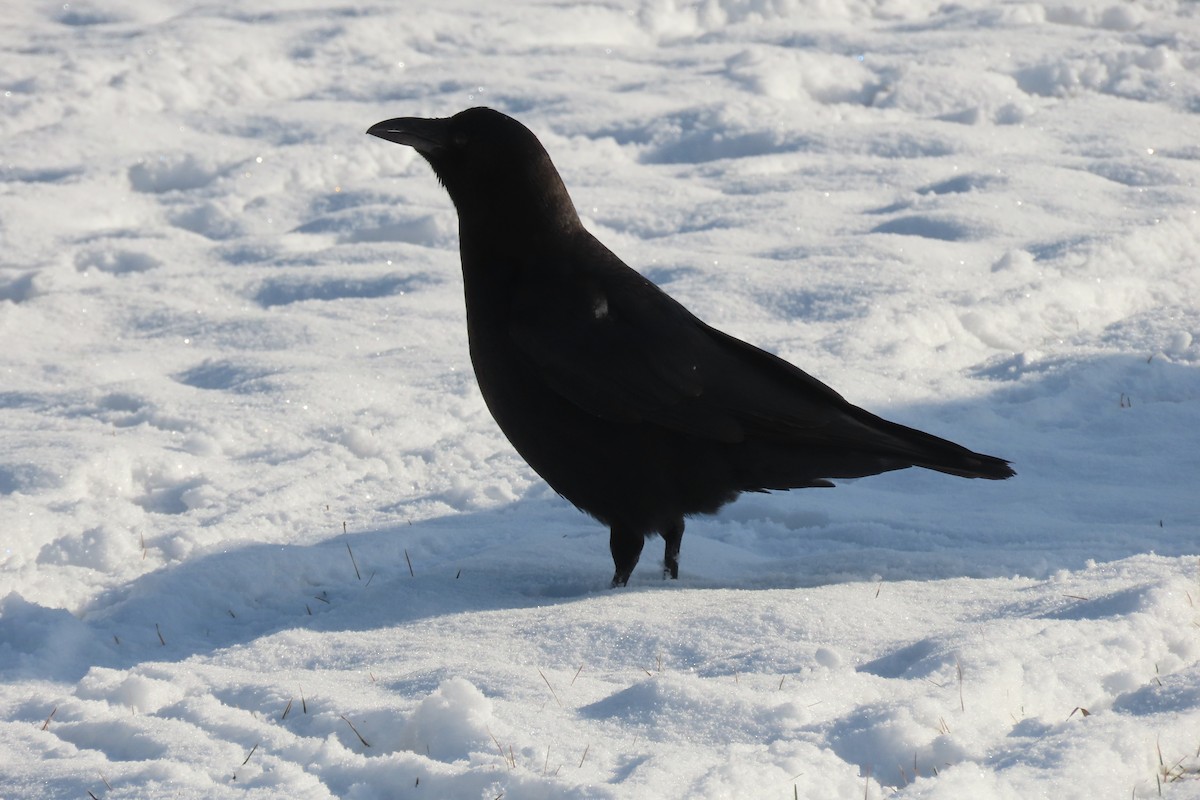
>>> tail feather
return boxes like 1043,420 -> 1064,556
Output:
864,414 -> 1015,480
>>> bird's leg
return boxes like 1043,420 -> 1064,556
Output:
609,526 -> 644,588
662,519 -> 684,580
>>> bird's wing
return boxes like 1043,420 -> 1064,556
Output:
507,251 -> 853,444
508,265 -> 746,442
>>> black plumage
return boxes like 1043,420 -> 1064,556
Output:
367,107 -> 1014,586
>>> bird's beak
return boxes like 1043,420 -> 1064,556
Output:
366,116 -> 448,154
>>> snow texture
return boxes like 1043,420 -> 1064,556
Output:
2,0 -> 1199,797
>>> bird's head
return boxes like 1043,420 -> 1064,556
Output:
367,107 -> 580,235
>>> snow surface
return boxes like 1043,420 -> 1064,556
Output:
2,0 -> 1200,797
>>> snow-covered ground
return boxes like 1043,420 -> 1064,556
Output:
2,0 -> 1199,797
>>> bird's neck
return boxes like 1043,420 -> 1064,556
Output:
455,213 -> 584,329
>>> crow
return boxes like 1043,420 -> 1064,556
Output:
366,107 -> 1014,587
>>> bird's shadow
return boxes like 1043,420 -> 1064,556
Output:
8,352 -> 1197,683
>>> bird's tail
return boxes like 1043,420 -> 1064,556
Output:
855,412 -> 1015,480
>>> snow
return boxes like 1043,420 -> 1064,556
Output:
2,0 -> 1199,797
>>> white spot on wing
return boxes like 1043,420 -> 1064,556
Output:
592,293 -> 609,319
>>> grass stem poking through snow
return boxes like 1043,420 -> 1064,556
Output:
405,549 -> 414,577
155,623 -> 166,646
538,667 -> 562,707
281,699 -> 293,721
40,706 -> 56,731
241,742 -> 259,766
579,743 -> 590,768
488,728 -> 511,769
956,656 -> 965,712
339,715 -> 371,747
345,536 -> 361,581
571,664 -> 584,685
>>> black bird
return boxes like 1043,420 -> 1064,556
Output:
367,107 -> 1014,587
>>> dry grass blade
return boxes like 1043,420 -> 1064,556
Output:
339,714 -> 371,748
155,623 -> 166,646
956,657 -> 965,712
346,538 -> 361,580
405,549 -> 414,577
40,706 -> 56,731
538,668 -> 562,707
488,727 -> 510,769
241,742 -> 260,766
